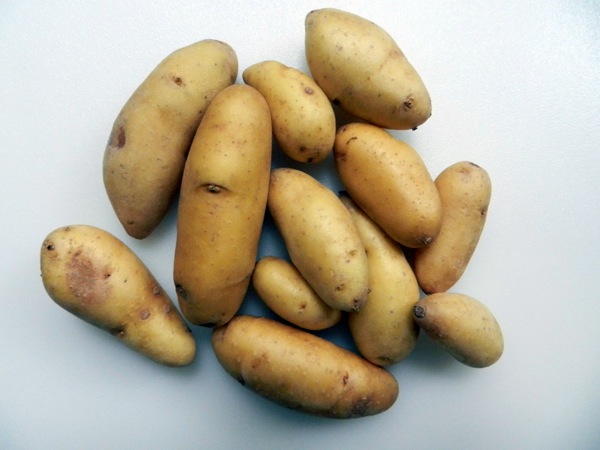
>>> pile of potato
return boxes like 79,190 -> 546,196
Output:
40,8 -> 503,419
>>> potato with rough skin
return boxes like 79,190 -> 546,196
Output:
268,168 -> 369,312
413,293 -> 503,368
305,8 -> 431,130
243,60 -> 335,164
40,225 -> 196,367
341,195 -> 420,366
334,122 -> 442,248
173,84 -> 272,327
103,39 -> 238,239
212,315 -> 399,418
252,256 -> 342,330
414,161 -> 492,293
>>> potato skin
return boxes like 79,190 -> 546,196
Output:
103,40 -> 238,239
413,293 -> 503,368
40,225 -> 196,366
334,122 -> 442,248
173,84 -> 272,327
305,8 -> 431,130
414,162 -> 492,293
212,315 -> 399,418
243,60 -> 335,163
342,196 -> 420,366
252,256 -> 342,330
268,168 -> 369,312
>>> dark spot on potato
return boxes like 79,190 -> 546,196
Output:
109,125 -> 126,149
351,397 -> 372,417
66,250 -> 108,305
139,309 -> 151,320
403,96 -> 414,110
346,136 -> 357,145
422,236 -> 433,245
304,86 -> 314,95
342,372 -> 349,385
175,284 -> 187,299
152,285 -> 161,295
201,183 -> 225,194
172,75 -> 185,87
163,304 -> 172,314
237,375 -> 246,386
110,326 -> 126,338
411,126 -> 418,131
332,98 -> 341,106
46,244 -> 55,251
299,302 -> 307,311
335,284 -> 344,291
413,305 -> 426,319
103,272 -> 111,279
126,220 -> 135,225
299,146 -> 306,153
307,157 -> 314,163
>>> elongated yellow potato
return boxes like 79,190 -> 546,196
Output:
268,168 -> 369,312
40,225 -> 196,366
414,162 -> 492,293
252,256 -> 342,330
212,315 -> 399,418
334,122 -> 442,248
243,60 -> 335,163
342,196 -> 420,366
413,293 -> 504,368
173,84 -> 272,327
103,40 -> 238,239
305,8 -> 431,130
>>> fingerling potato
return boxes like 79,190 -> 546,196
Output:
212,315 -> 399,418
103,40 -> 238,239
40,225 -> 196,366
173,84 -> 272,327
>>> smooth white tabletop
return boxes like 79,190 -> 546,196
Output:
2,1 -> 599,448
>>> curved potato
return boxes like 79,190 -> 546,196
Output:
334,122 -> 442,248
305,8 -> 431,130
252,256 -> 342,330
40,225 -> 196,366
243,60 -> 335,163
414,161 -> 492,293
268,168 -> 369,312
342,195 -> 420,366
212,315 -> 399,418
103,40 -> 238,239
413,293 -> 504,368
173,84 -> 272,327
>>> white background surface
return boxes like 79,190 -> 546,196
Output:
2,1 -> 599,448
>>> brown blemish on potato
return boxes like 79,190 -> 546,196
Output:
152,285 -> 161,295
45,243 -> 55,251
351,397 -> 372,417
139,309 -> 151,320
110,326 -> 126,338
66,250 -> 109,305
109,125 -> 126,149
171,75 -> 186,87
413,305 -> 426,319
403,96 -> 414,111
304,86 -> 314,95
175,284 -> 187,299
201,183 -> 226,194
342,371 -> 349,386
163,304 -> 172,314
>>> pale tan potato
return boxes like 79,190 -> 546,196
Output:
334,122 -> 442,248
268,168 -> 369,312
212,315 -> 399,418
252,256 -> 342,330
341,195 -> 420,366
413,293 -> 503,368
173,84 -> 272,327
243,60 -> 335,163
305,8 -> 431,130
40,225 -> 196,367
103,40 -> 238,239
414,162 -> 492,293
